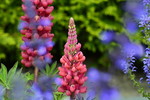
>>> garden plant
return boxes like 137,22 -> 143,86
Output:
1,0 -> 150,100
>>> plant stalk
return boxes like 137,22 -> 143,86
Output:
70,94 -> 76,100
34,67 -> 39,83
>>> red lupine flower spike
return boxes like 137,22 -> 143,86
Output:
58,18 -> 87,99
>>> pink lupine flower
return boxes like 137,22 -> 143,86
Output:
58,18 -> 87,99
20,0 -> 54,68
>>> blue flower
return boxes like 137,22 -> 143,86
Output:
86,68 -> 113,99
38,18 -> 51,26
38,46 -> 47,56
143,0 -> 150,5
0,85 -> 5,100
30,84 -> 53,100
100,30 -> 115,44
18,21 -> 28,31
112,35 -> 144,73
100,88 -> 121,100
24,0 -> 36,18
29,76 -> 53,100
125,18 -> 138,34
122,42 -> 144,57
125,0 -> 145,20
139,0 -> 150,32
139,15 -> 150,30
87,68 -> 111,85
143,48 -> 150,84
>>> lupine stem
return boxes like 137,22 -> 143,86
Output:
34,67 -> 39,82
70,94 -> 76,100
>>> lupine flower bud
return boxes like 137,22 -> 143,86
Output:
20,0 -> 54,68
58,18 -> 87,98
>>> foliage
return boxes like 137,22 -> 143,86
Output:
41,61 -> 58,76
0,0 -> 22,66
0,61 -> 67,100
53,92 -> 64,100
52,0 -> 126,67
0,0 -> 126,68
0,62 -> 33,89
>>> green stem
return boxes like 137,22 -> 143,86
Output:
128,71 -> 150,100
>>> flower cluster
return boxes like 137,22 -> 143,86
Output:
76,68 -> 121,100
100,30 -> 115,44
58,18 -> 87,97
20,0 -> 54,67
143,0 -> 150,6
143,48 -> 150,84
109,34 -> 144,73
29,76 -> 53,100
139,0 -> 150,31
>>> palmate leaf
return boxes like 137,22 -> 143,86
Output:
42,61 -> 58,76
7,62 -> 18,85
0,62 -> 18,89
0,64 -> 8,88
24,72 -> 34,81
0,62 -> 34,89
49,61 -> 58,75
54,92 -> 64,100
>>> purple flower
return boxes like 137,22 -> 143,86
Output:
100,88 -> 121,100
30,84 -> 53,100
100,30 -> 115,44
120,43 -> 138,73
143,48 -> 150,84
119,56 -> 136,74
143,0 -> 150,5
24,0 -> 36,18
77,68 -> 121,100
112,35 -> 144,73
23,39 -> 54,69
139,0 -> 150,32
125,0 -> 145,20
20,0 -> 54,68
39,18 -> 52,26
20,43 -> 28,50
54,77 -> 62,86
139,15 -> 150,30
139,77 -> 144,83
9,74 -> 28,100
0,85 -> 5,100
86,68 -> 112,99
18,21 -> 28,31
38,46 -> 47,56
29,76 -> 53,100
115,58 -> 128,71
33,58 -> 52,70
125,18 -> 138,34
87,68 -> 111,84
46,41 -> 55,48
122,42 -> 144,57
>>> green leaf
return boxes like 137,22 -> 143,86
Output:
54,92 -> 64,100
24,72 -> 34,81
49,61 -> 57,75
0,64 -> 7,84
45,64 -> 51,76
7,62 -> 18,85
42,61 -> 58,76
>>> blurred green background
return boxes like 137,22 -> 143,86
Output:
0,0 -> 128,69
